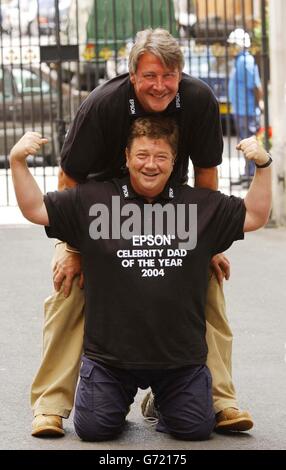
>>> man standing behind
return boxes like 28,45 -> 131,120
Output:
30,28 -> 252,437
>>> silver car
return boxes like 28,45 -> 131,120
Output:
0,65 -> 58,166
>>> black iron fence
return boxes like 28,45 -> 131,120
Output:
0,0 -> 269,206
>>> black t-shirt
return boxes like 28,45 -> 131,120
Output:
44,177 -> 245,369
60,73 -> 223,183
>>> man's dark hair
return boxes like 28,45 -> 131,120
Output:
127,116 -> 178,158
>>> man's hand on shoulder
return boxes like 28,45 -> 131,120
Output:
210,253 -> 230,285
53,246 -> 84,297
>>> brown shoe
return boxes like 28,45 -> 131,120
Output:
31,414 -> 65,437
215,408 -> 254,432
141,391 -> 159,422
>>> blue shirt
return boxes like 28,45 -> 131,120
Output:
228,51 -> 261,117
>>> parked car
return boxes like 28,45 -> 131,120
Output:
2,0 -> 37,35
0,2 -> 9,33
2,0 -> 70,36
0,65 -> 58,166
28,0 -> 71,36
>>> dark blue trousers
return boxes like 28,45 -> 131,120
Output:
74,355 -> 215,442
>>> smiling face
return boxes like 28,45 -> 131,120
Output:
126,136 -> 175,201
130,52 -> 181,113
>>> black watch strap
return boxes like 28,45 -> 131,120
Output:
255,153 -> 272,168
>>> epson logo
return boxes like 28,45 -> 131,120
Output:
129,99 -> 136,114
122,185 -> 129,198
175,93 -> 180,108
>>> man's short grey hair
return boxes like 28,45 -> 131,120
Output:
129,28 -> 184,74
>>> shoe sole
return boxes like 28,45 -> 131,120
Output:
31,426 -> 65,437
215,418 -> 254,432
141,392 -> 151,417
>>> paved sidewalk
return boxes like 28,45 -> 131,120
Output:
0,223 -> 286,450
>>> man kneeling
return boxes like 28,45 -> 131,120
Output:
9,117 -> 271,441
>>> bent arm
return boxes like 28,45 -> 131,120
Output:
194,166 -> 222,280
238,137 -> 272,232
9,132 -> 49,225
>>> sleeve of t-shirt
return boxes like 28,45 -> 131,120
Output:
210,192 -> 246,255
60,94 -> 105,183
44,188 -> 82,249
189,87 -> 223,169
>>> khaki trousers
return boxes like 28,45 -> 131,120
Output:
31,243 -> 238,417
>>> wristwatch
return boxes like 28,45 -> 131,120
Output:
255,153 -> 273,168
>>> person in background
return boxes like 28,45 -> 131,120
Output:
228,28 -> 264,181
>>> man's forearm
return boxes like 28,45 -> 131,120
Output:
238,137 -> 272,232
194,166 -> 218,191
57,167 -> 80,251
10,159 -> 48,225
244,167 -> 272,231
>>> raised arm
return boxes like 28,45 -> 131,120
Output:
238,137 -> 272,232
9,132 -> 49,225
